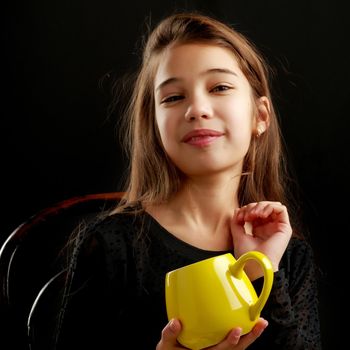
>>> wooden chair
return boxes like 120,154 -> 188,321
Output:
0,192 -> 125,349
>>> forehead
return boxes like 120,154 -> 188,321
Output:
154,43 -> 244,87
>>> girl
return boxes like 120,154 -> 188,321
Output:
57,12 -> 321,350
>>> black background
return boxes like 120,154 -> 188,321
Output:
3,1 -> 349,348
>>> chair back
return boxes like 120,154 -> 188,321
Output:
0,192 -> 125,349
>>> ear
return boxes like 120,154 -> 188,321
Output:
255,96 -> 270,137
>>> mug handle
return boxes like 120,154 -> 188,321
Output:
229,251 -> 274,321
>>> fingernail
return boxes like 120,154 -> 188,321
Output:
228,327 -> 242,344
232,327 -> 242,337
261,318 -> 269,329
169,319 -> 176,332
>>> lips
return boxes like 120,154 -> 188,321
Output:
181,129 -> 224,146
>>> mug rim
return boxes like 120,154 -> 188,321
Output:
166,252 -> 234,275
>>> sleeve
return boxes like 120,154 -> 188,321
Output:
57,216 -> 129,350
251,239 -> 322,350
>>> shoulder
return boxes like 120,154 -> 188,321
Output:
86,210 -> 143,249
77,210 -> 144,281
90,211 -> 137,234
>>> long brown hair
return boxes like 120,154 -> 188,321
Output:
116,12 -> 302,236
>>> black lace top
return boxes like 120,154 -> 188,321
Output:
59,210 -> 322,350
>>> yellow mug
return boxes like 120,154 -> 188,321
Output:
165,251 -> 274,350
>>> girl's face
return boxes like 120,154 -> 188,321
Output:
154,43 -> 267,178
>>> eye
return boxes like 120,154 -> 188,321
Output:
161,95 -> 184,104
210,84 -> 232,93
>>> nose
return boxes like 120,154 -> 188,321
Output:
184,94 -> 213,121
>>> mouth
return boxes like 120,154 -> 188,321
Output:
181,129 -> 224,146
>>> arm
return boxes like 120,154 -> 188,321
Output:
252,239 -> 322,349
230,202 -> 322,349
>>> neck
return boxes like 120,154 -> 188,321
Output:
168,173 -> 240,234
145,172 -> 241,251
181,173 -> 239,208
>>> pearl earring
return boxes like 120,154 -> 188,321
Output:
256,126 -> 264,137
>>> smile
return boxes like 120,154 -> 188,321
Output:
181,129 -> 224,147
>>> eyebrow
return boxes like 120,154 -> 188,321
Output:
155,68 -> 238,92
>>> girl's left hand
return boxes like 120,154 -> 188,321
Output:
230,201 -> 293,280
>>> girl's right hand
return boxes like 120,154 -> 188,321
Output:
156,318 -> 268,350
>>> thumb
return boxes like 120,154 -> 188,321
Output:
230,208 -> 246,241
157,319 -> 182,349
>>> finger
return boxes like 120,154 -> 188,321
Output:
156,319 -> 182,349
206,327 -> 242,349
242,202 -> 289,224
231,208 -> 247,230
260,203 -> 291,228
243,202 -> 271,220
231,209 -> 250,243
235,203 -> 257,223
238,318 -> 268,349
233,203 -> 268,234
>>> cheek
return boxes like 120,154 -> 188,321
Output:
223,103 -> 254,143
155,112 -> 176,149
229,126 -> 252,151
